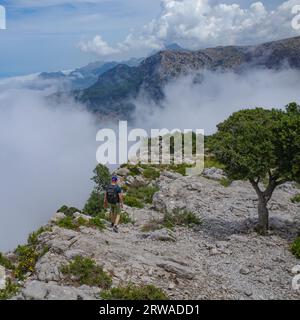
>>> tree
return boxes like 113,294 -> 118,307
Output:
91,164 -> 111,193
83,191 -> 105,217
211,104 -> 300,234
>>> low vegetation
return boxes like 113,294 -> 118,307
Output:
143,167 -> 160,180
0,279 -> 20,300
291,194 -> 300,204
57,205 -> 81,217
162,209 -> 202,230
0,253 -> 14,270
124,195 -> 144,208
219,178 -> 232,188
61,256 -> 112,289
56,215 -> 106,231
101,284 -> 168,300
291,237 -> 300,258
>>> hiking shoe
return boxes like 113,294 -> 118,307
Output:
111,223 -> 114,228
113,226 -> 119,233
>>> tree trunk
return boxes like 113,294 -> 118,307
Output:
256,195 -> 269,235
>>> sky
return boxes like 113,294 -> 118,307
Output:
0,0 -> 299,76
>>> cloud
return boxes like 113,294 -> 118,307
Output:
78,35 -> 120,56
132,68 -> 300,135
0,77 -> 99,251
79,0 -> 300,57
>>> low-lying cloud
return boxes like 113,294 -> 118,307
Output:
133,67 -> 300,135
0,77 -> 99,251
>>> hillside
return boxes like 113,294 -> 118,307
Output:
77,36 -> 300,118
1,167 -> 299,300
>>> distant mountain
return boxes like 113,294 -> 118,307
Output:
39,58 -> 143,90
76,36 -> 300,118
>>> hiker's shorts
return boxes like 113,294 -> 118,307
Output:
109,203 -> 121,215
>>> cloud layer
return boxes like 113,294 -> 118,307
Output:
79,0 -> 300,57
0,77 -> 99,251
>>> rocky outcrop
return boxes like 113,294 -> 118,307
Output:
5,172 -> 300,300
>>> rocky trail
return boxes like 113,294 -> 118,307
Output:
3,170 -> 300,300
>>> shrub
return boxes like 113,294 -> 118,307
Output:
56,216 -> 79,230
57,205 -> 81,217
169,163 -> 193,176
28,226 -> 52,247
204,156 -> 225,169
291,194 -> 300,204
61,256 -> 112,289
126,186 -> 159,204
101,284 -> 168,300
143,168 -> 160,180
119,212 -> 134,224
219,178 -> 232,188
91,164 -> 111,192
83,191 -> 106,217
291,237 -> 300,258
14,245 -> 39,280
0,253 -> 14,270
0,279 -> 19,300
56,215 -> 106,231
124,195 -> 144,208
163,209 -> 202,229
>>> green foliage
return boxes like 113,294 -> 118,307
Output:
143,167 -> 160,180
28,226 -> 52,247
101,284 -> 168,300
0,279 -> 20,300
56,215 -> 106,231
291,194 -> 300,203
83,191 -> 105,217
219,178 -> 232,188
291,237 -> 300,258
211,105 -> 300,183
119,212 -> 134,224
124,195 -> 144,208
204,156 -> 225,169
168,163 -> 193,176
126,165 -> 141,176
92,164 -> 111,192
0,253 -> 14,270
163,209 -> 202,229
126,186 -> 159,204
14,245 -> 39,279
57,205 -> 81,217
61,256 -> 112,289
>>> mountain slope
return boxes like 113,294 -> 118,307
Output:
78,36 -> 300,117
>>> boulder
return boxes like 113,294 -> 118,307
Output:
202,167 -> 226,181
0,266 -> 6,290
51,212 -> 66,223
73,212 -> 92,222
116,168 -> 130,177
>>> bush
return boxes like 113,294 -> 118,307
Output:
143,168 -> 160,180
0,253 -> 14,270
91,164 -> 111,192
119,212 -> 134,224
0,279 -> 19,300
126,186 -> 159,205
14,245 -> 39,280
61,256 -> 112,289
83,191 -> 106,217
56,215 -> 106,231
28,226 -> 52,247
163,209 -> 202,229
204,156 -> 225,169
169,163 -> 193,176
291,237 -> 300,258
291,194 -> 300,204
124,195 -> 144,208
101,284 -> 168,300
57,205 -> 81,217
219,178 -> 232,188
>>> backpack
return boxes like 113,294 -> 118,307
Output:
106,185 -> 119,204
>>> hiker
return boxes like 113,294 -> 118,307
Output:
104,176 -> 123,233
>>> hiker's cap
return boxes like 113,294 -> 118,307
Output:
112,176 -> 118,182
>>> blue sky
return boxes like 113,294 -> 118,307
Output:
0,0 -> 298,76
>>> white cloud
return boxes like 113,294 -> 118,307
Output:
79,0 -> 300,57
78,35 -> 120,56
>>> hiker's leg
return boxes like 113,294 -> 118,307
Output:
109,205 -> 116,225
114,204 -> 121,226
